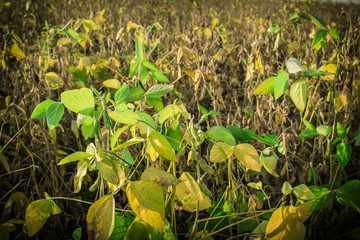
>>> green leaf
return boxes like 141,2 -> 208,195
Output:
139,64 -> 149,85
303,120 -> 316,131
316,126 -> 333,137
45,72 -> 64,85
337,122 -> 346,138
61,88 -> 94,115
304,70 -> 333,77
46,102 -> 64,129
166,120 -> 183,152
140,167 -> 176,187
25,199 -> 53,237
234,143 -> 261,172
149,131 -> 177,162
135,112 -> 155,133
263,134 -> 279,147
299,129 -> 317,138
129,61 -> 140,78
145,84 -> 173,99
293,184 -> 315,201
206,126 -> 236,146
158,104 -> 180,123
308,186 -> 332,211
290,79 -> 307,112
109,109 -> 137,125
267,24 -> 280,33
109,214 -> 133,240
115,84 -> 130,104
329,27 -> 340,40
286,58 -> 304,74
253,77 -> 275,95
96,150 -> 119,184
111,126 -> 129,149
208,110 -> 220,116
125,87 -> 145,102
66,29 -> 80,39
72,227 -> 82,240
31,100 -> 56,119
82,115 -> 95,140
149,220 -> 176,240
124,219 -> 150,240
336,143 -> 352,168
0,153 -> 10,173
336,180 -> 360,213
150,70 -> 169,83
142,60 -> 158,71
126,181 -> 166,230
198,104 -> 208,114
135,37 -> 144,61
58,152 -> 92,165
312,30 -> 327,50
309,14 -> 326,30
103,79 -> 121,89
146,98 -> 164,113
274,72 -> 289,100
87,195 -> 115,240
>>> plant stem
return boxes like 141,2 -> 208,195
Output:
50,196 -> 134,213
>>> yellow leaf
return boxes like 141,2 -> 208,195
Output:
204,28 -> 212,38
126,22 -> 138,32
281,181 -> 293,195
87,195 -> 115,240
50,201 -> 61,215
45,72 -> 64,85
209,142 -> 234,163
296,202 -> 312,223
113,137 -> 145,151
141,167 -> 176,187
82,19 -> 98,33
25,199 -> 53,237
212,17 -> 219,28
293,184 -> 315,201
183,68 -> 195,80
146,143 -> 159,162
265,206 -> 305,240
250,220 -> 268,240
234,144 -> 261,172
2,51 -> 6,69
102,79 -> 121,89
126,181 -> 166,230
261,155 -> 279,177
321,64 -> 336,81
74,160 -> 88,193
175,172 -> 211,212
335,90 -> 348,111
255,55 -> 264,76
8,44 -> 26,59
57,38 -> 71,47
149,131 -> 177,162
